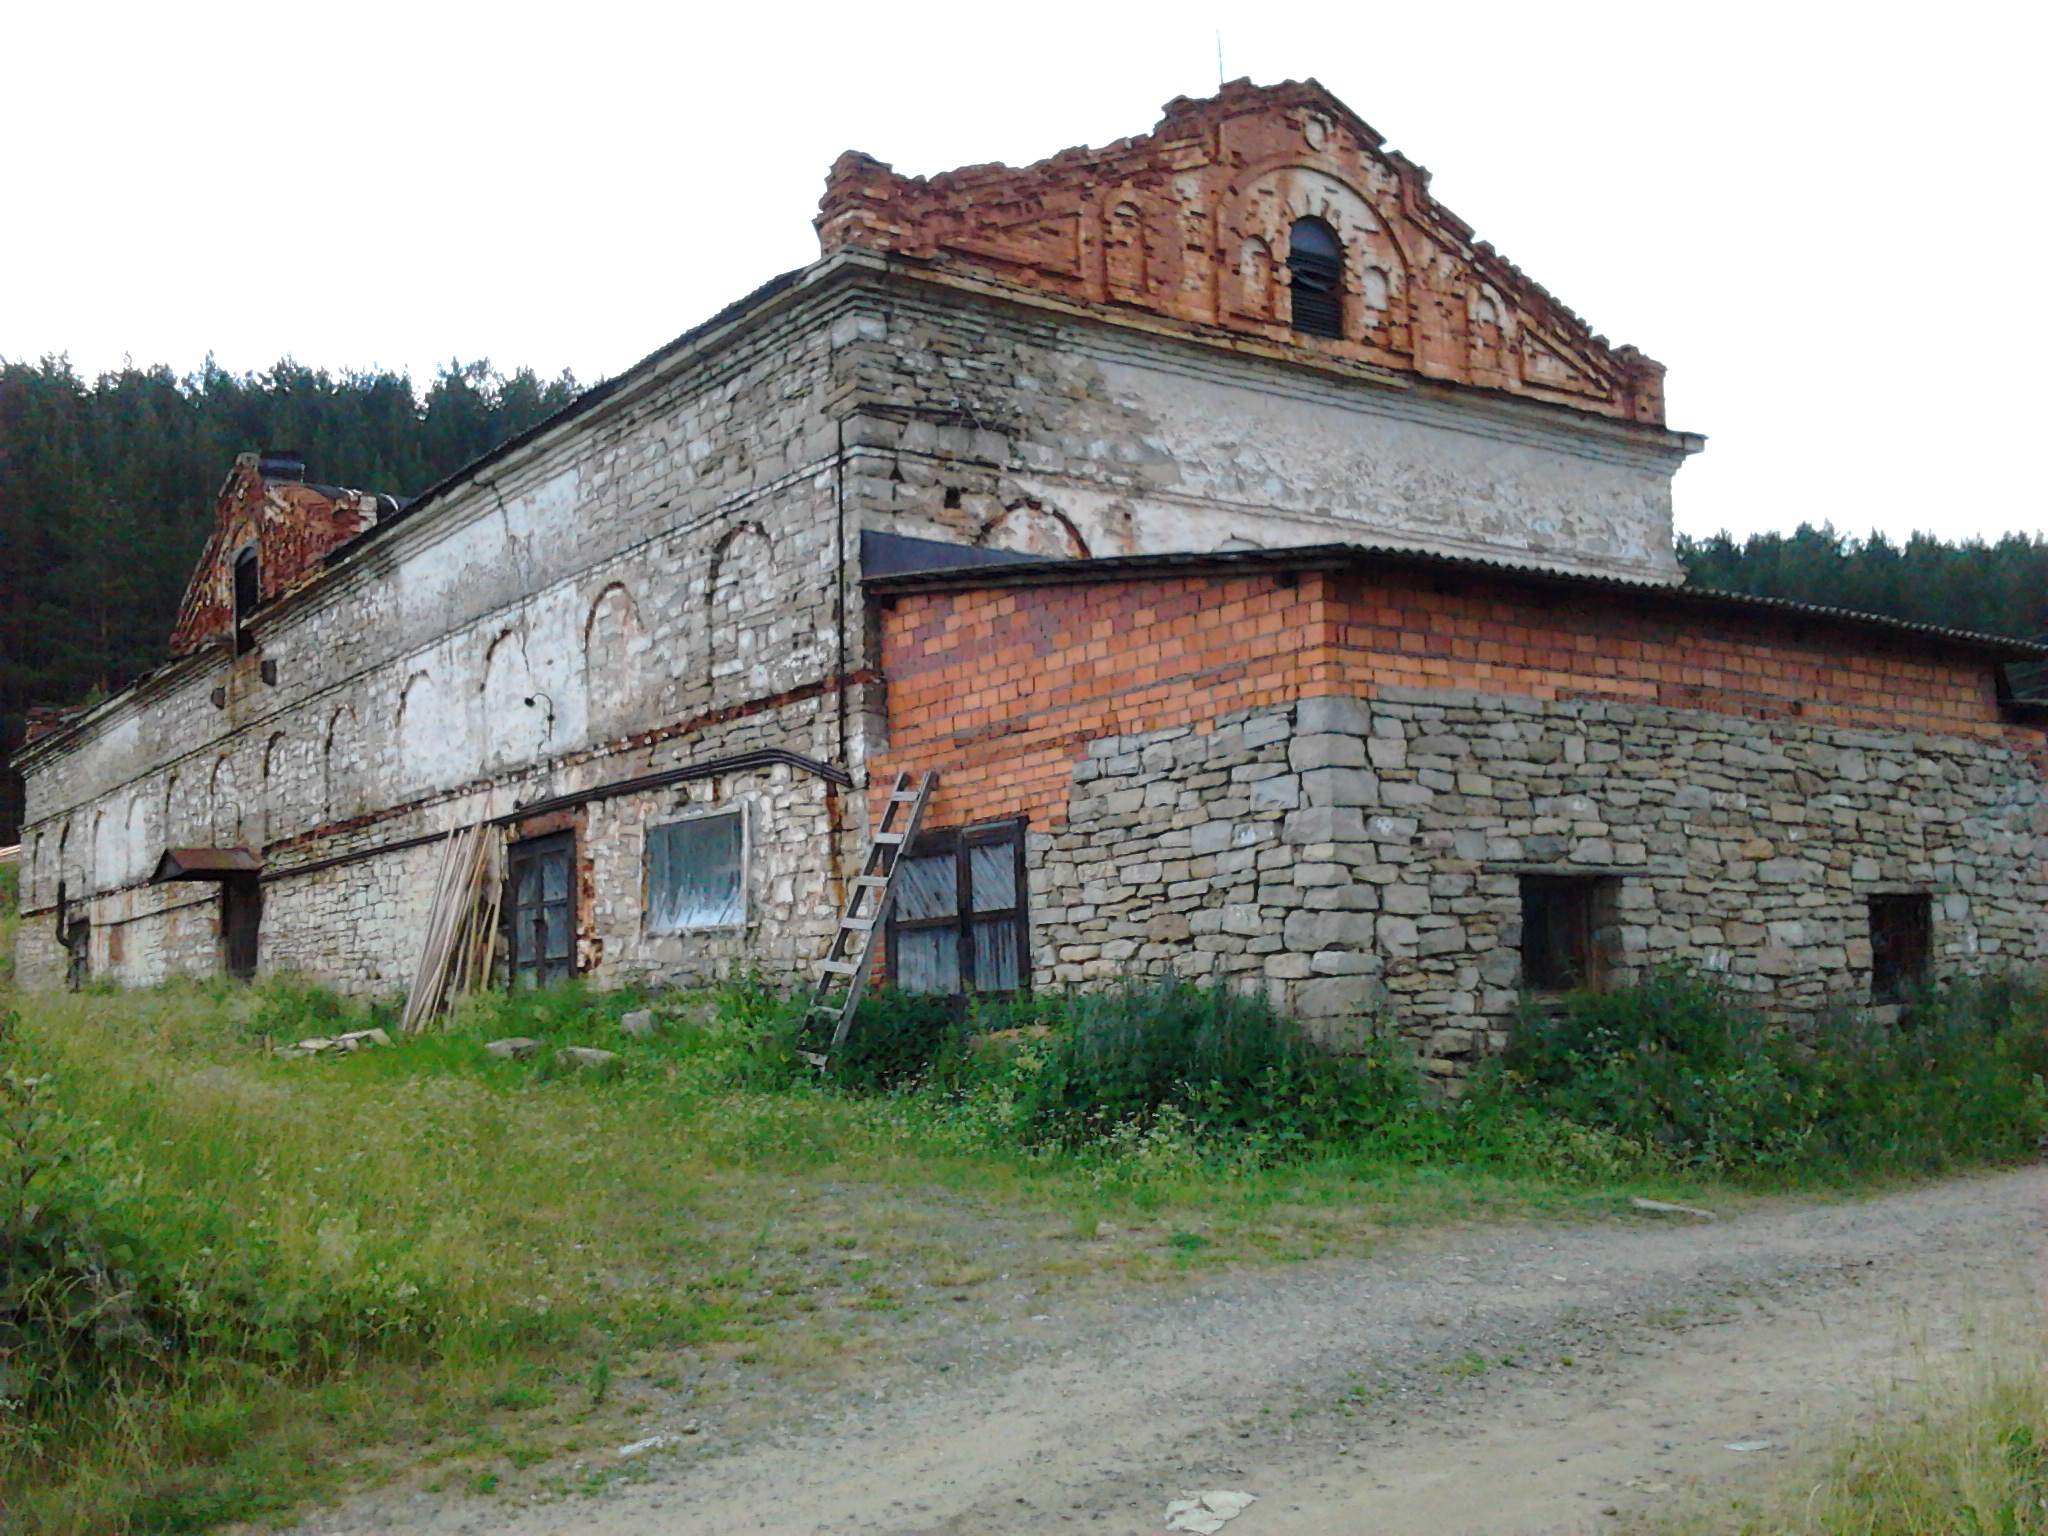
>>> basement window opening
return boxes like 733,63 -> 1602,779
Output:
1868,893 -> 1931,1002
1519,875 -> 1612,992
647,810 -> 746,930
888,820 -> 1027,996
1287,217 -> 1345,339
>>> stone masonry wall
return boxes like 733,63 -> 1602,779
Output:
14,273 -> 887,995
838,279 -> 1691,585
873,564 -> 2047,1065
1039,689 -> 2045,1071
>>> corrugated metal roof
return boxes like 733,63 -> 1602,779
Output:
861,541 -> 2048,661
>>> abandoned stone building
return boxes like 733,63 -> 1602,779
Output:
14,80 -> 2046,1069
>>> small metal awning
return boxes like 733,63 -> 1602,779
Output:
151,848 -> 262,883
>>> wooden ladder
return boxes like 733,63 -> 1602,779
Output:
802,770 -> 938,1059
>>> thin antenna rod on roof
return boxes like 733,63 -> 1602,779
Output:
1216,30 -> 1225,90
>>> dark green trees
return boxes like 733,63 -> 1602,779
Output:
0,357 -> 581,839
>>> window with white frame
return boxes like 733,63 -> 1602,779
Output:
647,810 -> 745,930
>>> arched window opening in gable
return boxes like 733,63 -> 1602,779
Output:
233,546 -> 261,655
1287,217 -> 1344,339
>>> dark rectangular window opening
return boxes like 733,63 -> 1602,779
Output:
647,811 -> 745,930
887,820 -> 1028,997
507,831 -> 576,988
233,547 -> 261,656
1520,875 -> 1612,992
1869,893 -> 1932,1003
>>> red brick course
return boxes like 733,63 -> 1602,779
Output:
872,568 -> 2023,834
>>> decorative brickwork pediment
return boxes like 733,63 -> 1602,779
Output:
169,454 -> 390,655
818,79 -> 1666,424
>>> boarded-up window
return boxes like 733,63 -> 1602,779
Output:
1869,894 -> 1931,1002
887,821 -> 1026,995
647,812 -> 745,930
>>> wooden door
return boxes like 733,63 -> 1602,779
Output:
507,832 -> 575,988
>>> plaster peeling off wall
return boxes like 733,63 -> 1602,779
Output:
1088,359 -> 1681,581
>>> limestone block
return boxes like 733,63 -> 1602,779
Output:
1219,903 -> 1265,936
1242,713 -> 1292,748
1757,858 -> 1821,885
1301,884 -> 1381,911
1283,910 -> 1374,951
1294,976 -> 1385,1018
1284,807 -> 1369,844
1295,696 -> 1370,736
1377,915 -> 1419,950
1289,733 -> 1367,771
1248,776 -> 1301,811
1302,768 -> 1378,807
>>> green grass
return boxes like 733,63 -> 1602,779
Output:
0,967 -> 2041,1532
1640,1342 -> 2048,1535
0,980 -> 1654,1533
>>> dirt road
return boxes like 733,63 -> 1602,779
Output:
284,1167 -> 2045,1536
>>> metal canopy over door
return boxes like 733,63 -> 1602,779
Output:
507,831 -> 575,987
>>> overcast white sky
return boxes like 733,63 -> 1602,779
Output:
4,1 -> 2041,545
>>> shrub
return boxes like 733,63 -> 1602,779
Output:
1805,977 -> 2048,1173
826,990 -> 969,1094
1503,972 -> 1815,1171
963,980 -> 1419,1151
0,862 -> 17,988
1503,969 -> 2048,1177
0,1009 -> 185,1435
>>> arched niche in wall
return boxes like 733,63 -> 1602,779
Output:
321,706 -> 354,821
481,630 -> 541,769
260,733 -> 289,845
583,583 -> 647,739
975,501 -> 1091,560
89,809 -> 111,890
1104,199 -> 1150,302
1225,166 -> 1408,352
1467,282 -> 1514,381
1237,235 -> 1276,322
705,522 -> 774,702
125,794 -> 150,883
395,672 -> 431,793
210,756 -> 244,847
54,819 -> 73,914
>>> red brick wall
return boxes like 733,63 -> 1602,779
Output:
873,567 -> 2014,833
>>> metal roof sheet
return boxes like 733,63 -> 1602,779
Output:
861,541 -> 2048,662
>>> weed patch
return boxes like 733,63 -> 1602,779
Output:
0,966 -> 2040,1529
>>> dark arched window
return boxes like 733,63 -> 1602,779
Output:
232,546 -> 261,655
1287,217 -> 1344,339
